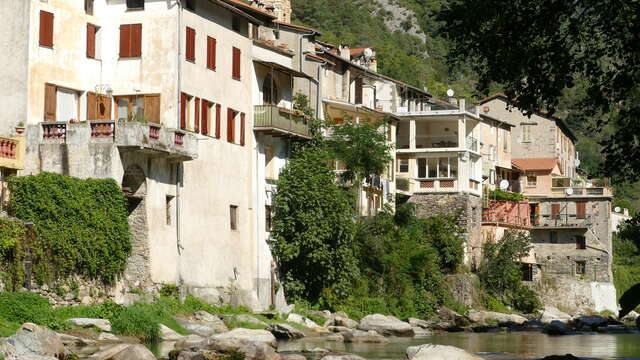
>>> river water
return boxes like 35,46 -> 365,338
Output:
278,332 -> 640,359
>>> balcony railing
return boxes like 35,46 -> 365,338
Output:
254,105 -> 310,138
531,213 -> 592,228
550,187 -> 611,197
90,121 -> 115,139
482,200 -> 531,227
42,122 -> 67,140
466,136 -> 479,152
0,138 -> 18,160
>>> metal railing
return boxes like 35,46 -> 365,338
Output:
531,213 -> 592,227
254,105 -> 310,138
466,136 -> 479,152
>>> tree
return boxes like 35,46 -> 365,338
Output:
442,0 -> 640,181
270,146 -> 358,303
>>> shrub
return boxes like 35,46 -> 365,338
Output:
0,292 -> 55,328
110,302 -> 162,342
0,219 -> 26,290
488,189 -> 525,201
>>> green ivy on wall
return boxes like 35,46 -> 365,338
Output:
8,173 -> 131,285
0,218 -> 26,290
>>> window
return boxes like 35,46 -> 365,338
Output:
488,145 -> 495,161
576,235 -> 586,250
119,24 -> 142,58
227,108 -> 236,143
180,93 -> 192,130
549,231 -> 558,244
575,261 -> 586,275
398,158 -> 409,173
576,201 -> 586,219
116,94 -> 160,123
230,205 -> 238,230
354,77 -> 363,104
86,92 -> 112,120
86,23 -> 100,59
527,174 -> 537,187
56,88 -> 80,122
232,47 -> 241,80
417,158 -> 426,178
262,74 -> 279,105
551,203 -> 561,219
200,99 -> 212,136
207,36 -> 217,70
85,0 -> 94,15
503,129 -> 509,152
265,205 -> 272,232
232,16 -> 240,32
185,27 -> 195,62
185,0 -> 196,10
194,97 -> 200,133
215,103 -> 221,139
39,11 -> 54,47
522,124 -> 532,142
521,263 -> 533,281
165,195 -> 174,225
417,157 -> 458,179
126,0 -> 144,10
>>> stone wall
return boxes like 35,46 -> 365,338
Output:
409,193 -> 483,269
445,273 -> 483,308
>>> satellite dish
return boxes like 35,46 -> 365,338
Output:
565,188 -> 574,196
363,48 -> 374,59
575,159 -> 581,167
446,89 -> 455,97
499,179 -> 510,191
614,206 -> 621,213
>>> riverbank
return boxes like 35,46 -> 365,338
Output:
1,292 -> 638,360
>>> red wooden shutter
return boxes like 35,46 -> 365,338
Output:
180,93 -> 187,129
207,37 -> 217,69
201,100 -> 209,135
576,201 -> 586,219
144,94 -> 160,124
551,204 -> 560,219
39,11 -> 54,47
86,23 -> 96,58
44,83 -> 57,121
194,97 -> 200,133
215,104 -> 221,138
227,108 -> 235,143
232,47 -> 241,79
131,24 -> 142,57
240,112 -> 245,146
119,24 -> 130,57
186,27 -> 195,61
87,92 -> 97,120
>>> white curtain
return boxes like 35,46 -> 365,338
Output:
56,88 -> 77,122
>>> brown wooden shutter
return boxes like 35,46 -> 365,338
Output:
44,83 -> 57,121
119,24 -> 130,57
186,27 -> 195,61
215,104 -> 221,138
232,47 -> 241,79
194,97 -> 200,133
180,93 -> 187,129
207,37 -> 216,69
354,77 -> 363,104
227,108 -> 235,143
86,23 -> 96,58
131,24 -> 142,57
39,11 -> 54,47
551,204 -> 560,219
98,95 -> 112,120
201,100 -> 208,135
576,201 -> 586,219
144,94 -> 161,124
87,92 -> 97,120
240,112 -> 245,146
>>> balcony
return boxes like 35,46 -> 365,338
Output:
0,136 -> 25,170
531,213 -> 592,229
254,105 -> 310,139
482,200 -> 531,227
550,187 -> 611,197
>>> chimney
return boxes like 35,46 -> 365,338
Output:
339,44 -> 350,60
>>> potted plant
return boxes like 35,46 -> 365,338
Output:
15,121 -> 25,135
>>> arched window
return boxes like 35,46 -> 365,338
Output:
262,73 -> 279,105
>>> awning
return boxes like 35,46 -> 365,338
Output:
254,61 -> 313,80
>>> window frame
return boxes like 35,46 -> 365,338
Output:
398,158 -> 409,173
230,205 -> 238,230
526,173 -> 537,187
575,260 -> 586,275
417,156 -> 458,179
576,235 -> 586,250
126,0 -> 145,11
114,94 -> 160,123
522,124 -> 532,143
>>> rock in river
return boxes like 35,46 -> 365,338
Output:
406,344 -> 483,360
357,314 -> 413,336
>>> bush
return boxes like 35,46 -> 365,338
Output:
8,173 -> 131,284
488,189 -> 525,201
0,219 -> 26,290
0,292 -> 56,328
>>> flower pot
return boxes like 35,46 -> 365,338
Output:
15,127 -> 25,135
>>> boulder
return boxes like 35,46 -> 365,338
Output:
88,344 -> 130,360
357,314 -> 413,336
471,325 -> 503,333
543,320 -> 575,335
238,342 -> 281,360
323,314 -> 358,329
412,327 -> 431,338
326,333 -> 344,342
406,344 -> 482,360
408,318 -> 433,329
225,314 -> 268,328
7,323 -> 66,358
97,332 -> 120,342
327,326 -> 352,334
539,307 -> 572,324
64,318 -> 112,332
343,330 -> 389,344
637,316 -> 640,330
572,315 -> 608,330
195,337 -> 251,353
466,310 -> 527,325
437,308 -> 470,327
111,344 -> 156,360
281,354 -> 306,360
286,313 -> 322,329
0,340 -> 17,360
194,311 -> 229,333
267,323 -> 305,340
210,328 -> 277,348
620,310 -> 638,322
320,355 -> 366,360
306,310 -> 333,320
159,324 -> 184,342
175,334 -> 204,348
57,333 -> 96,346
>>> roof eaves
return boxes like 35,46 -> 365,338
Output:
273,20 -> 321,35
214,0 -> 276,23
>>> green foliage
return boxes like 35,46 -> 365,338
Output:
612,232 -> 640,314
479,230 -> 541,313
619,283 -> 640,319
488,189 -> 524,202
0,292 -> 57,328
159,284 -> 180,299
485,295 -> 511,313
396,178 -> 410,191
271,146 -> 358,303
8,173 -> 131,284
0,219 -> 26,290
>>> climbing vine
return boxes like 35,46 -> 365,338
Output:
0,219 -> 26,290
8,173 -> 131,285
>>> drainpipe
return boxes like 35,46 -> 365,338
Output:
175,0 -> 184,290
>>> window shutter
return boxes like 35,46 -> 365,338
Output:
207,37 -> 217,69
194,97 -> 200,133
227,108 -> 235,143
44,83 -> 56,121
180,93 -> 187,129
232,47 -> 241,79
551,204 -> 560,219
39,11 -> 54,47
86,23 -> 96,58
240,112 -> 245,146
98,95 -> 112,120
131,24 -> 142,57
119,24 -> 130,57
144,94 -> 161,124
87,92 -> 97,120
186,27 -> 195,61
576,201 -> 586,219
354,77 -> 363,104
201,100 -> 208,135
215,104 -> 221,138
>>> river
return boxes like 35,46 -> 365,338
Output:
277,332 -> 640,359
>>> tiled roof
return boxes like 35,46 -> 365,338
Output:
273,21 -> 321,34
218,0 -> 276,20
512,158 -> 560,171
349,47 -> 376,56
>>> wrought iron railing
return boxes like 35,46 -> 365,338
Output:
254,105 -> 310,138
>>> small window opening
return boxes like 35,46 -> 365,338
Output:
230,205 -> 238,230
